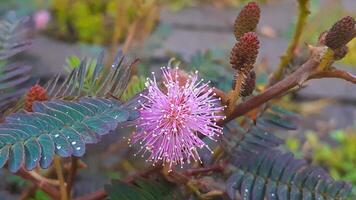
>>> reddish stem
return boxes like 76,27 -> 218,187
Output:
16,169 -> 60,199
222,59 -> 319,123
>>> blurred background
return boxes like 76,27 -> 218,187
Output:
0,0 -> 355,199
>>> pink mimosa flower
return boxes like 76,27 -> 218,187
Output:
131,67 -> 225,170
34,10 -> 50,30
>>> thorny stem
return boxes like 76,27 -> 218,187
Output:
227,73 -> 246,114
272,0 -> 310,82
54,156 -> 68,200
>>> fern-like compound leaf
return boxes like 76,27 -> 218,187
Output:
0,63 -> 31,113
227,150 -> 352,200
0,97 -> 138,172
46,50 -> 137,99
105,177 -> 176,200
0,18 -> 31,60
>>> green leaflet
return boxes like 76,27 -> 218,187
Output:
227,150 -> 353,200
105,178 -> 175,200
0,97 -> 138,172
46,50 -> 134,99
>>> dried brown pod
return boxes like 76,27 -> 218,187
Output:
230,32 -> 260,72
325,16 -> 355,50
233,2 -> 260,39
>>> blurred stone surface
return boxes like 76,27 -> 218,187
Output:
22,0 -> 354,123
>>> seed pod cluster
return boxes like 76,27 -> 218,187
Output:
233,2 -> 260,39
230,32 -> 260,73
229,2 -> 260,98
25,84 -> 48,112
325,16 -> 355,50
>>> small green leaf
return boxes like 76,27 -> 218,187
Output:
9,142 -> 24,172
24,138 -> 41,170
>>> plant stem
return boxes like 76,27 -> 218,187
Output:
54,156 -> 68,200
227,73 -> 246,114
66,157 -> 79,198
122,21 -> 139,53
222,58 -> 319,124
272,0 -> 310,82
317,48 -> 334,71
16,168 -> 60,199
183,163 -> 225,176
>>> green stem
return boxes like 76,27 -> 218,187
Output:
272,0 -> 310,82
67,157 -> 79,198
54,156 -> 68,200
227,73 -> 246,114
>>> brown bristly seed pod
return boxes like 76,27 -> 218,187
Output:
234,2 -> 260,39
333,45 -> 349,60
240,70 -> 256,97
25,84 -> 48,112
325,16 -> 355,50
230,32 -> 260,73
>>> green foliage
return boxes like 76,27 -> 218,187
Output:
0,97 -> 138,172
286,128 -> 356,198
162,0 -> 268,11
45,50 -> 135,98
0,63 -> 31,113
227,150 -> 352,200
105,177 -> 177,200
121,75 -> 146,101
226,105 -> 352,199
29,189 -> 51,200
0,18 -> 31,59
289,0 -> 356,66
225,105 -> 298,161
0,19 -> 32,115
189,50 -> 233,91
6,174 -> 28,188
49,0 -> 159,44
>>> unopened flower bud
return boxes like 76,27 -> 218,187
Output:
325,16 -> 355,49
230,32 -> 260,72
234,2 -> 260,39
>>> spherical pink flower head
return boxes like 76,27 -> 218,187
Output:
34,10 -> 50,30
132,67 -> 225,170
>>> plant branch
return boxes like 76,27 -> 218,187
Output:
272,0 -> 310,82
16,169 -> 60,199
66,157 -> 79,198
309,67 -> 356,84
54,156 -> 68,200
222,58 -> 319,124
227,73 -> 246,114
184,163 -> 225,176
